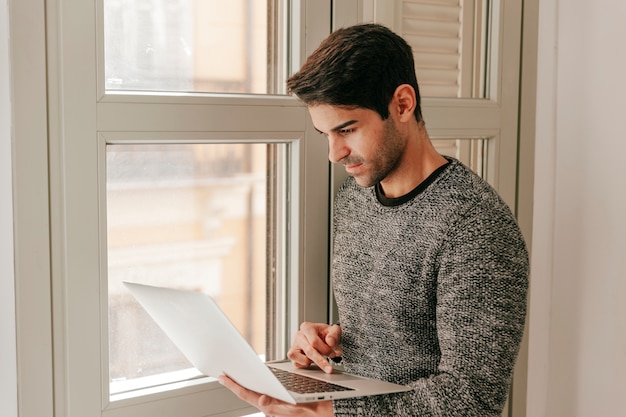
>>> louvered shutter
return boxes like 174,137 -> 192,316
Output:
396,0 -> 486,174
362,0 -> 485,98
401,1 -> 462,97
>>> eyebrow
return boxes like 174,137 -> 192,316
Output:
314,119 -> 358,135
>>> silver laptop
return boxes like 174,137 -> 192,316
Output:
123,281 -> 410,404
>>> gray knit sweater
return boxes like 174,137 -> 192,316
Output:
331,158 -> 529,416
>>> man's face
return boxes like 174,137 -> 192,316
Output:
308,104 -> 406,188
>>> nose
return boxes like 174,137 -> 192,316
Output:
327,134 -> 350,163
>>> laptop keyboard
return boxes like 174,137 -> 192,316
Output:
269,367 -> 354,394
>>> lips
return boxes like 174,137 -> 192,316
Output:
344,163 -> 363,174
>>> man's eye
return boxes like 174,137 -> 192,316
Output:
339,128 -> 354,135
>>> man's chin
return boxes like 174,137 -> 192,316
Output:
352,175 -> 376,188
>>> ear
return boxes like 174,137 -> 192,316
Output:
391,84 -> 417,123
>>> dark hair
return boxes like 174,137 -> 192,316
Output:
287,23 -> 422,122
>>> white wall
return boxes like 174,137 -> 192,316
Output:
0,0 -> 18,416
528,1 -> 626,416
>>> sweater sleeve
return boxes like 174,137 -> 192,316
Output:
332,200 -> 529,417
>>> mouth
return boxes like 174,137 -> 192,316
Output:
344,163 -> 363,175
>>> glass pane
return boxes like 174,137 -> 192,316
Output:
401,0 -> 490,98
103,0 -> 278,94
107,142 -> 280,394
433,138 -> 487,178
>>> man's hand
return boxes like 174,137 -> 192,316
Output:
288,322 -> 342,374
218,375 -> 332,417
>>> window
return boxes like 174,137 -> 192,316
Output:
106,142 -> 278,396
38,1 -> 524,416
100,0 -> 294,403
345,3 -> 524,417
103,0 -> 272,94
49,1 -> 331,416
397,0 -> 493,178
359,0 -> 522,203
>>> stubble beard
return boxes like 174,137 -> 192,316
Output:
352,117 -> 406,188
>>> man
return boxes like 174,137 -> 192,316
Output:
220,23 -> 529,416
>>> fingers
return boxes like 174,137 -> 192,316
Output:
293,328 -> 333,373
287,322 -> 342,373
219,375 -> 330,416
287,344 -> 313,369
325,324 -> 342,355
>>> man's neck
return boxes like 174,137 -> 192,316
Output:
379,129 -> 447,198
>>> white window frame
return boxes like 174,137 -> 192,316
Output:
0,1 -> 18,416
14,1 -> 333,416
10,0 -> 55,416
